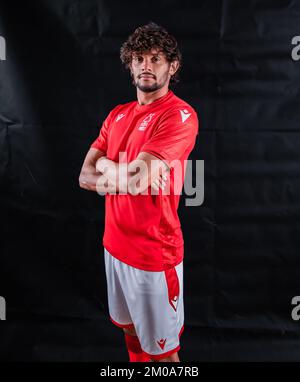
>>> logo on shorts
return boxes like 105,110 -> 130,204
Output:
157,338 -> 167,350
170,295 -> 178,311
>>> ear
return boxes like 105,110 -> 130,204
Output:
169,60 -> 179,76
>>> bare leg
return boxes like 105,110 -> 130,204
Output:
152,352 -> 180,362
123,327 -> 153,362
123,328 -> 179,362
123,326 -> 137,336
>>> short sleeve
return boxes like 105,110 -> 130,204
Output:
90,109 -> 115,153
140,107 -> 199,167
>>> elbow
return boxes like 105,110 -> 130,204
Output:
79,180 -> 86,189
79,170 -> 88,189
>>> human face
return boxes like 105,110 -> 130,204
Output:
130,48 -> 178,93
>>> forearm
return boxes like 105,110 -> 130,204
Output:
96,157 -> 142,194
96,157 -> 168,195
95,158 -> 126,192
96,173 -> 119,194
79,148 -> 104,192
79,166 -> 102,192
80,167 -> 118,194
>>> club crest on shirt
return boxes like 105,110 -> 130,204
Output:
137,113 -> 156,131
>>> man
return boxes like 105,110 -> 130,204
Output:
79,22 -> 198,362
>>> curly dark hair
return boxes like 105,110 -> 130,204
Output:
120,22 -> 182,85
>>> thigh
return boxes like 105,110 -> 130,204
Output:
121,261 -> 184,359
104,248 -> 134,328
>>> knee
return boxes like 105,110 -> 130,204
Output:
152,352 -> 180,362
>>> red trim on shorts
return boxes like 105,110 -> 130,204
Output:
110,316 -> 134,329
164,266 -> 180,311
143,324 -> 185,360
143,345 -> 181,360
179,325 -> 184,338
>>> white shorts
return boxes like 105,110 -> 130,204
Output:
104,247 -> 184,360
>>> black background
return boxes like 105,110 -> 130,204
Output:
1,0 -> 300,361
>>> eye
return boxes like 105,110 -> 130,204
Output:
152,56 -> 160,62
133,56 -> 143,63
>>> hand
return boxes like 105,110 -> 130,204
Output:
151,172 -> 168,191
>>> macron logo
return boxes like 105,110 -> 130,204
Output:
157,338 -> 167,350
116,113 -> 125,122
180,109 -> 191,123
171,295 -> 178,311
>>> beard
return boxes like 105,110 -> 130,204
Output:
132,70 -> 169,93
136,80 -> 163,93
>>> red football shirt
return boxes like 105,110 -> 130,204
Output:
90,90 -> 199,271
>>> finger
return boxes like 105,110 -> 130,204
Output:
159,172 -> 168,181
158,176 -> 166,187
151,181 -> 159,191
157,180 -> 165,190
159,180 -> 166,189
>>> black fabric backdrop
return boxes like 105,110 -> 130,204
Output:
1,0 -> 300,361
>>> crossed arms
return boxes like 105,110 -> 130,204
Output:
79,148 -> 169,195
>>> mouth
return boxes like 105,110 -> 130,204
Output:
140,75 -> 154,79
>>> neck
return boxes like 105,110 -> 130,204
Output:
137,86 -> 169,106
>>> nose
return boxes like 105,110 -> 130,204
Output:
141,57 -> 153,72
